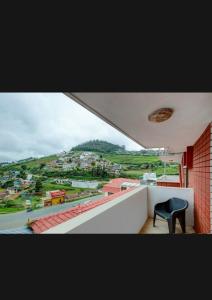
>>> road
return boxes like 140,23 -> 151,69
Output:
0,194 -> 104,230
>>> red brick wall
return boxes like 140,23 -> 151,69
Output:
187,124 -> 212,233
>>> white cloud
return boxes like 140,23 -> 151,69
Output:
0,93 -> 143,162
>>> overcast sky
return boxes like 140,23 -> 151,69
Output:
0,93 -> 143,162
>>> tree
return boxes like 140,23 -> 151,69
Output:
91,161 -> 96,167
19,170 -> 27,180
97,183 -> 103,189
2,180 -> 14,188
35,179 -> 42,192
21,165 -> 27,171
39,163 -> 46,169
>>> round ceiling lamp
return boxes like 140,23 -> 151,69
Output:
148,108 -> 174,123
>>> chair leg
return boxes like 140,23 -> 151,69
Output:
178,212 -> 186,233
153,211 -> 156,227
167,218 -> 176,234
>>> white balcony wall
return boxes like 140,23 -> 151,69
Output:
44,185 -> 194,234
147,186 -> 194,226
44,186 -> 148,234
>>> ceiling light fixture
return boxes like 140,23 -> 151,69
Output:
148,108 -> 174,123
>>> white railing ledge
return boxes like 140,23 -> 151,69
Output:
43,185 -> 147,234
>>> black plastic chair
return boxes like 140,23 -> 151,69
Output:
153,198 -> 188,234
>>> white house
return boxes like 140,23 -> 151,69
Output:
62,163 -> 77,170
71,180 -> 99,189
27,174 -> 33,181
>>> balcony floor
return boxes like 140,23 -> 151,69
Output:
140,218 -> 195,234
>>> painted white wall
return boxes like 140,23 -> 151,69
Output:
44,186 -> 148,234
71,180 -> 99,189
43,185 -> 194,234
147,186 -> 194,226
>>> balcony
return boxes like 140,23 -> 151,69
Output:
60,93 -> 211,234
43,185 -> 194,234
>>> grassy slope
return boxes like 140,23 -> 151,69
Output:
0,155 -> 57,171
101,153 -> 179,178
123,167 -> 179,177
19,155 -> 58,168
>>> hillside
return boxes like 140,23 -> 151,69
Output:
0,155 -> 57,173
0,144 -> 179,179
71,140 -> 126,153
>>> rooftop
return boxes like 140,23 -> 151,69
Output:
102,178 -> 140,190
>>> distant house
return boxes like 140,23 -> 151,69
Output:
1,175 -> 10,182
57,151 -> 67,158
0,162 -> 10,167
13,178 -> 32,189
22,180 -> 32,187
26,174 -> 33,181
80,161 -> 90,169
111,163 -> 122,171
80,152 -> 99,161
62,162 -> 77,170
55,178 -> 71,184
46,160 -> 59,169
14,179 -> 23,188
42,190 -> 66,207
102,178 -> 140,196
56,159 -> 64,166
7,187 -> 19,194
8,170 -> 20,178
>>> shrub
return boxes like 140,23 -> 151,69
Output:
5,200 -> 16,208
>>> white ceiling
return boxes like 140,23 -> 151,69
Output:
65,93 -> 212,153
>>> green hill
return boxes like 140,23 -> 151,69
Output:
71,140 -> 126,153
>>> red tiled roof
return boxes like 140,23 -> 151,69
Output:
29,188 -> 135,234
102,178 -> 140,193
50,190 -> 66,198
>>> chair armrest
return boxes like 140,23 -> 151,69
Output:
171,203 -> 188,216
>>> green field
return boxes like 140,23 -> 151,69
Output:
0,207 -> 25,214
122,167 -> 179,178
102,153 -> 161,165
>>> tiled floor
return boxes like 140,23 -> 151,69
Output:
140,217 -> 195,234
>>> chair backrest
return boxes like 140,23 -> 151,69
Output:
168,197 -> 188,212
